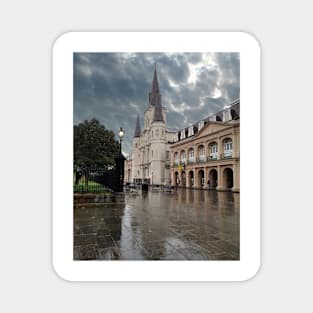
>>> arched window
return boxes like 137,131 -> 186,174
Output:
181,150 -> 186,163
174,152 -> 179,165
209,142 -> 218,159
188,148 -> 195,163
198,145 -> 205,161
223,138 -> 233,157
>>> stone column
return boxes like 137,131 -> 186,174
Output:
232,162 -> 240,192
203,167 -> 207,189
216,165 -> 224,191
194,168 -> 199,188
218,138 -> 223,160
186,170 -> 190,188
233,128 -> 240,158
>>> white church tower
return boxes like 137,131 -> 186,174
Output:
130,65 -> 168,186
149,67 -> 166,185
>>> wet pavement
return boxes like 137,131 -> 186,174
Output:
74,189 -> 239,260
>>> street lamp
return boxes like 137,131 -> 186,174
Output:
117,127 -> 125,192
118,127 -> 124,153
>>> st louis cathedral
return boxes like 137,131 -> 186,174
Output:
125,67 -> 240,192
130,67 -> 176,185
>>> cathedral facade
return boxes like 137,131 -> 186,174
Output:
129,67 -> 175,185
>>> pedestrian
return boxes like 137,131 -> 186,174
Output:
207,179 -> 210,189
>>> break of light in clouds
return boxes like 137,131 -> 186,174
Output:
74,52 -> 240,156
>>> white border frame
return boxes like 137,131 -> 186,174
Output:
53,32 -> 260,281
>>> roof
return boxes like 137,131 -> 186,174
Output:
170,99 -> 240,143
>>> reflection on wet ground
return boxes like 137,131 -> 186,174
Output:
74,189 -> 239,260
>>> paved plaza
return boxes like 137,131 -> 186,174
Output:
74,189 -> 239,260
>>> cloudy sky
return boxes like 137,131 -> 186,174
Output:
74,52 -> 240,155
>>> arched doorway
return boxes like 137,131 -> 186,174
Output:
223,168 -> 233,189
198,169 -> 204,187
181,171 -> 186,186
188,170 -> 194,187
208,169 -> 218,189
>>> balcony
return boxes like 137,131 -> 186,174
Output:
208,154 -> 218,161
187,159 -> 195,164
197,157 -> 206,163
222,151 -> 233,159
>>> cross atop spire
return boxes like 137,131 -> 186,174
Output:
134,113 -> 141,137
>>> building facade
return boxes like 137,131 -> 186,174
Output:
169,100 -> 240,192
125,67 -> 240,192
127,67 -> 175,185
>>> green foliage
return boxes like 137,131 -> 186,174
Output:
74,119 -> 120,169
73,180 -> 111,193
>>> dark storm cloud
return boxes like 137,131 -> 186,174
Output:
74,52 -> 240,155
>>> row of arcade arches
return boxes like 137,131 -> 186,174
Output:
174,167 -> 234,189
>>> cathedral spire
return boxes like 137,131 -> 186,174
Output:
149,64 -> 161,106
151,64 -> 159,94
134,113 -> 141,137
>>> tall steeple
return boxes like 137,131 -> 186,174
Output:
150,65 -> 164,122
149,64 -> 161,107
134,113 -> 141,137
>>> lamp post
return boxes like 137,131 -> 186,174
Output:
118,127 -> 124,153
117,127 -> 125,192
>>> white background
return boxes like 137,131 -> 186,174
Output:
0,0 -> 312,312
53,32 -> 260,282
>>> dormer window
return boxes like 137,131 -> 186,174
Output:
180,129 -> 186,140
198,120 -> 204,130
223,109 -> 232,121
188,126 -> 194,137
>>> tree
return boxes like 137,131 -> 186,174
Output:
74,119 -> 120,171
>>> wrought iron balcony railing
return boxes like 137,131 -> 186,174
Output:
197,157 -> 206,163
207,155 -> 218,161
